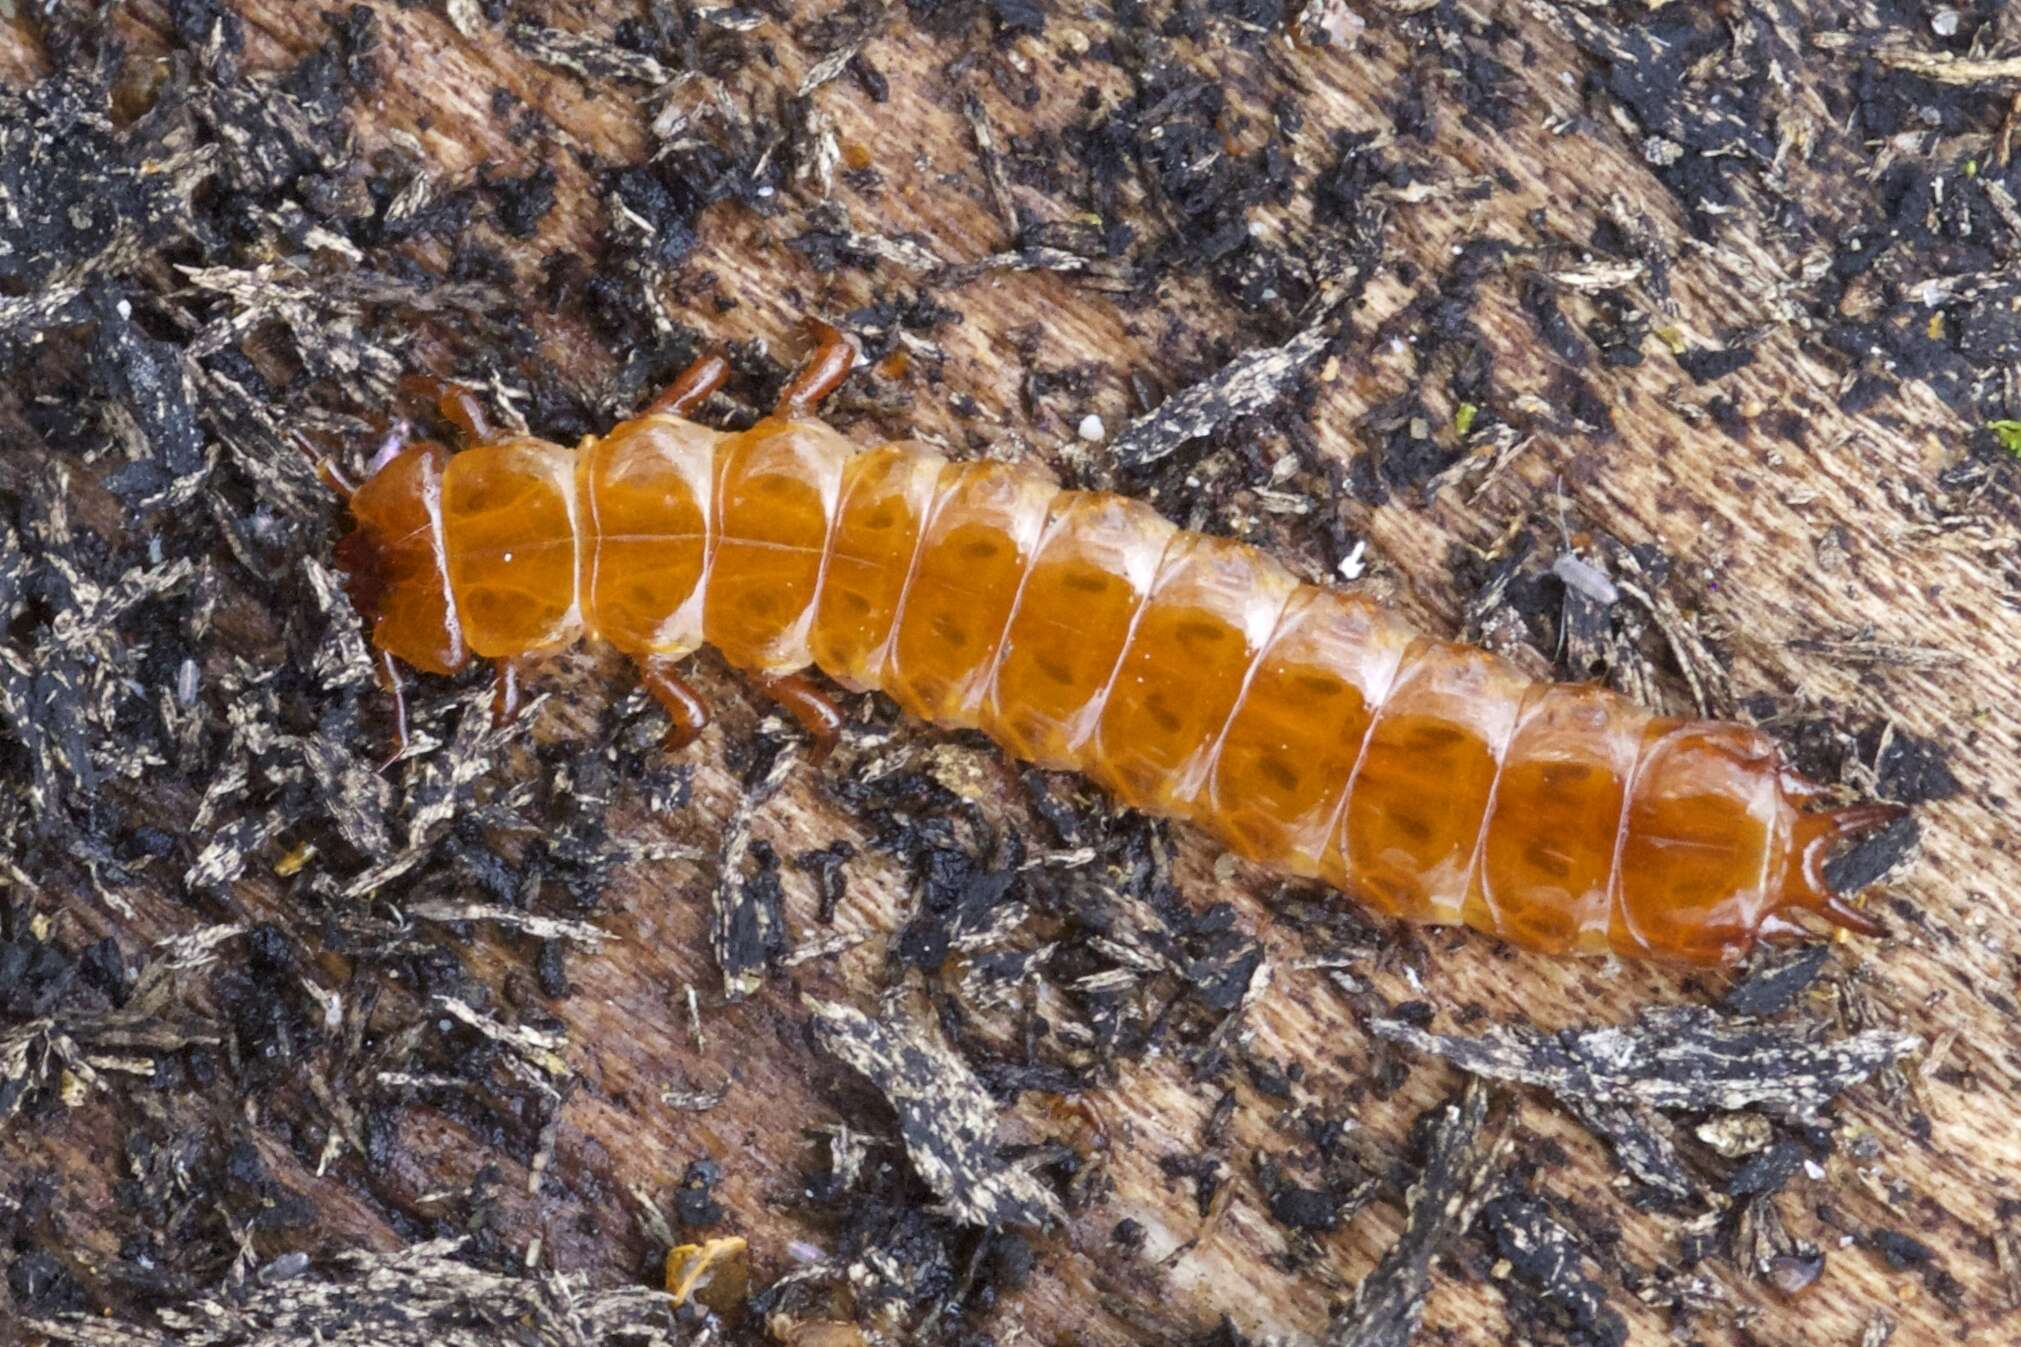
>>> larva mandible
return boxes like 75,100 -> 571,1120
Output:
331,324 -> 1906,967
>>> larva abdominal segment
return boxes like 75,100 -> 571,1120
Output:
337,345 -> 1907,967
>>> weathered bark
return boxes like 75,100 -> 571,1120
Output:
2,4 -> 2016,1347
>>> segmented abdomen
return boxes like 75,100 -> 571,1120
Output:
432,411 -> 1805,965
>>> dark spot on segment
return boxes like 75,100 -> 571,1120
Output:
1257,755 -> 1300,792
1062,568 -> 1114,594
1541,762 -> 1594,788
1386,810 -> 1433,842
1292,671 -> 1348,701
1522,841 -> 1573,879
1176,617 -> 1231,650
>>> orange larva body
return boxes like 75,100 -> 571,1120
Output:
337,360 -> 1902,967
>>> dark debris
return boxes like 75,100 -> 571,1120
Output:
1325,1082 -> 1507,1347
1477,1190 -> 1629,1347
25,1238 -> 691,1346
1722,945 -> 1832,1019
1372,1006 -> 1921,1123
807,997 -> 1063,1231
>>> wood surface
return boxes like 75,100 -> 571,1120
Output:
2,3 -> 2016,1346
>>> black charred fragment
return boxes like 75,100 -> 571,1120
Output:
1267,1183 -> 1343,1234
1725,1138 -> 1805,1199
1477,1191 -> 1629,1347
1861,1227 -> 1967,1308
87,292 -> 208,509
7,1249 -> 89,1318
1109,313 -> 1340,468
989,0 -> 1046,36
486,163 -> 558,239
1675,344 -> 1755,384
895,864 -> 1020,973
0,78 -> 203,355
1373,1006 -> 1921,1123
21,1239 -> 688,1343
807,998 -> 1063,1230
714,836 -> 788,996
1722,944 -> 1831,1018
1865,1227 -> 1935,1271
670,1158 -> 727,1229
1560,1097 -> 1699,1201
793,840 -> 858,924
1519,275 -> 1590,368
710,745 -> 798,999
1822,813 -> 1920,906
1864,728 -> 1961,806
1325,1082 -> 1506,1347
1158,1150 -> 1225,1218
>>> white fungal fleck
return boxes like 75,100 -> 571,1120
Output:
1552,552 -> 1619,605
1337,538 -> 1367,581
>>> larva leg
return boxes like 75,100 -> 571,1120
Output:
775,320 -> 857,416
316,408 -> 422,502
306,419 -> 405,501
398,373 -> 493,444
314,457 -> 357,500
645,353 -> 732,416
375,649 -> 411,762
758,672 -> 843,758
490,656 -> 537,727
641,658 -> 711,751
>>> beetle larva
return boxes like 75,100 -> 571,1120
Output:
332,325 -> 1905,966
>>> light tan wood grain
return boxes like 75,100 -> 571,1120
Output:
5,3 -> 2016,1346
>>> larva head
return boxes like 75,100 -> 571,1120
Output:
334,442 -> 470,675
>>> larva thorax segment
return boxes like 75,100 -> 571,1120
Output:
336,430 -> 593,672
439,437 -> 582,658
806,442 -> 948,691
702,417 -> 850,673
577,413 -> 720,659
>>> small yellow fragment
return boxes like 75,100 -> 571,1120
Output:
60,1070 -> 89,1108
665,1235 -> 749,1313
275,842 -> 317,877
1454,402 -> 1478,437
782,1323 -> 869,1347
